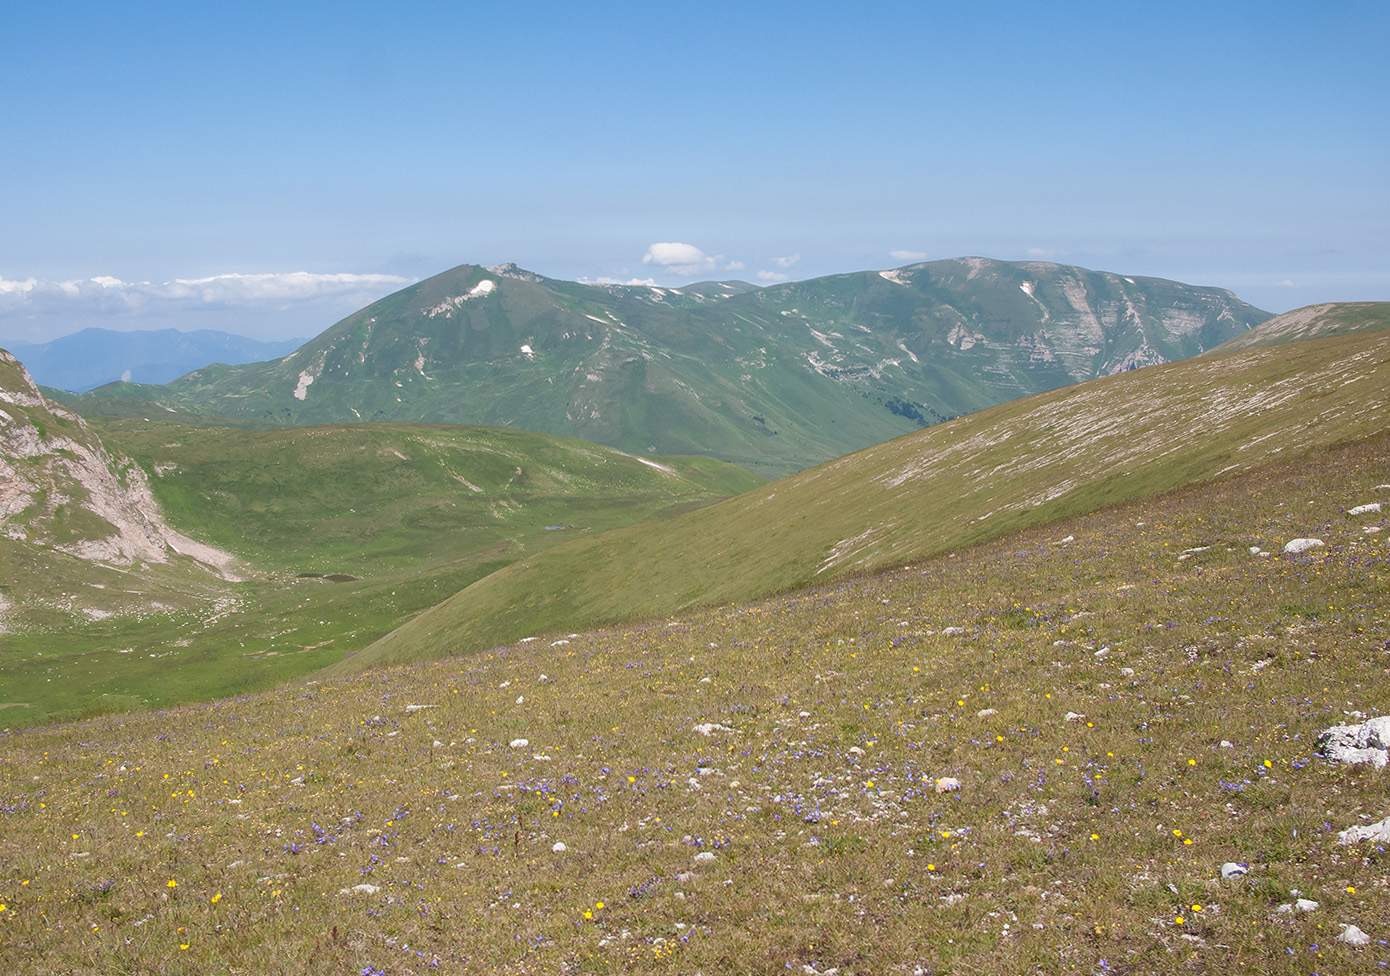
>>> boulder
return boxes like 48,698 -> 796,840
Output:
1317,717 -> 1390,768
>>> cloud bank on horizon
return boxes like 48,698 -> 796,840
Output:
0,272 -> 414,344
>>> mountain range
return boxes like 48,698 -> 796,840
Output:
68,258 -> 1270,476
5,327 -> 306,392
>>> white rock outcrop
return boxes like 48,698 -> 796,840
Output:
1317,717 -> 1390,768
0,349 -> 240,577
1338,815 -> 1390,845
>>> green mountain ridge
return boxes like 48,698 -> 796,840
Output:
74,258 -> 1270,477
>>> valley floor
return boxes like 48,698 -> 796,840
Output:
1,437 -> 1388,974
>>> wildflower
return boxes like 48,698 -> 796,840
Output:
167,880 -> 178,889
211,893 -> 222,904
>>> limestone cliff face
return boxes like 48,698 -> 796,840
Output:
0,349 -> 239,575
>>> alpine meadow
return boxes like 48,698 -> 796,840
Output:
2,260 -> 1389,975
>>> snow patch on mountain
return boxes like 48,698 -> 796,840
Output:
294,370 -> 315,400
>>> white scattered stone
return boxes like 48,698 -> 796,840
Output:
1248,546 -> 1262,555
1338,923 -> 1372,946
693,851 -> 716,863
509,738 -> 529,749
1220,740 -> 1234,749
538,674 -> 548,682
552,842 -> 567,853
1279,898 -> 1320,913
405,704 -> 435,712
942,626 -> 965,636
340,884 -> 381,896
1220,862 -> 1248,880
1317,717 -> 1390,768
1338,815 -> 1390,845
516,696 -> 524,704
935,777 -> 961,794
432,740 -> 444,749
1120,667 -> 1135,677
1283,538 -> 1325,554
848,746 -> 866,757
1057,535 -> 1074,544
1064,712 -> 1087,723
976,708 -> 998,718
692,723 -> 737,736
1348,503 -> 1382,516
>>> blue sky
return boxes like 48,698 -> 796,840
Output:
2,1 -> 1385,342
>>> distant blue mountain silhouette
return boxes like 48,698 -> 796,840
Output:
4,328 -> 307,392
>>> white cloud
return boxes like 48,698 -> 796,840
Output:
890,250 -> 928,262
1026,248 -> 1067,260
581,275 -> 661,287
0,271 -> 415,343
756,270 -> 790,283
724,261 -> 746,271
642,242 -> 722,276
1279,279 -> 1296,287
0,271 -> 413,316
771,254 -> 801,269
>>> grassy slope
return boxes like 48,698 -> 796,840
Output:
334,329 -> 1390,675
1210,301 -> 1390,354
97,420 -> 764,575
1,434 -> 1385,974
0,422 -> 762,727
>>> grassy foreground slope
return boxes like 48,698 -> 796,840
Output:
1,435 -> 1386,974
334,328 -> 1390,675
0,421 -> 761,727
